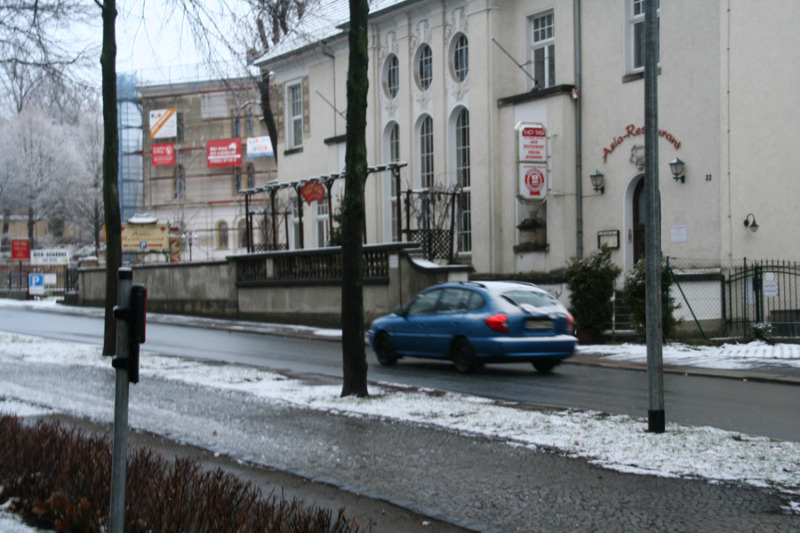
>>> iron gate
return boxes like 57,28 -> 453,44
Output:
724,259 -> 800,337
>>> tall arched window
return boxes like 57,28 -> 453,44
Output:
416,44 -> 432,90
452,33 -> 469,81
217,221 -> 229,249
455,108 -> 471,252
386,122 -> 400,241
419,115 -> 434,188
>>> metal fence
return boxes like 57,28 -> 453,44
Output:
666,257 -> 800,339
0,265 -> 79,294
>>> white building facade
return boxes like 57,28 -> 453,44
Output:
249,0 -> 800,278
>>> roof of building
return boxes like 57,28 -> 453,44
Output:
254,0 -> 412,64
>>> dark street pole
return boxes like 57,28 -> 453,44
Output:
644,0 -> 665,433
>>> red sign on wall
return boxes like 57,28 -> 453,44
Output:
11,239 -> 30,260
152,143 -> 175,166
206,138 -> 242,168
300,181 -> 326,205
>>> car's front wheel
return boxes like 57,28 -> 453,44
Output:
451,338 -> 476,374
375,333 -> 398,366
532,358 -> 559,373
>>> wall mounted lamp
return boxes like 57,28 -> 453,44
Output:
743,213 -> 759,232
669,157 -> 685,183
589,170 -> 605,194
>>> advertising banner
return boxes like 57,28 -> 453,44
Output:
121,224 -> 170,252
152,143 -> 175,166
207,138 -> 243,168
31,249 -> 69,265
149,108 -> 177,139
11,239 -> 30,261
246,136 -> 274,157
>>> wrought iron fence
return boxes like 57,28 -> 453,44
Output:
665,257 -> 800,338
235,247 -> 390,285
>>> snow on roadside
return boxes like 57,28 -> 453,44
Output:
1,331 -> 800,502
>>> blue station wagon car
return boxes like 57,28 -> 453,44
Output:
368,281 -> 577,373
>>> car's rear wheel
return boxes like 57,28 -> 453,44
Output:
375,333 -> 398,366
532,358 -> 559,373
451,338 -> 476,374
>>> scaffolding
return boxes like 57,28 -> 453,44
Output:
117,74 -> 143,222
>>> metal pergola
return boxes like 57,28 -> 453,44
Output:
239,162 -> 408,253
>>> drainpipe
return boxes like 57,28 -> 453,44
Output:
574,0 -> 583,259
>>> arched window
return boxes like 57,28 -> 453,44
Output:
174,165 -> 185,200
455,108 -> 471,252
384,54 -> 399,98
416,44 -> 432,90
217,221 -> 229,249
419,115 -> 434,188
451,33 -> 469,81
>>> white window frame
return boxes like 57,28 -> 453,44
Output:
419,115 -> 434,189
383,122 -> 401,242
627,0 -> 660,74
450,33 -> 469,82
454,108 -> 471,253
528,10 -> 555,89
286,81 -> 303,149
416,44 -> 433,91
316,196 -> 329,247
384,54 -> 399,98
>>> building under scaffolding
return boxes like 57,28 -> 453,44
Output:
117,74 -> 143,222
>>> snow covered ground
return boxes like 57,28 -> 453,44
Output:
1,298 -> 800,530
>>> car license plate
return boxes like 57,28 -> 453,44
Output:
525,319 -> 553,331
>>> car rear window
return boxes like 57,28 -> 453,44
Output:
501,289 -> 559,309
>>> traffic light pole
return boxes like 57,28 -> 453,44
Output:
109,267 -> 132,533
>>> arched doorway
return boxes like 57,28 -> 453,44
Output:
633,177 -> 646,262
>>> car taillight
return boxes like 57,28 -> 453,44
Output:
566,312 -> 575,334
485,314 -> 509,333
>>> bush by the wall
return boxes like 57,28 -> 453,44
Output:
564,248 -> 622,336
0,415 -> 365,532
622,259 -> 678,338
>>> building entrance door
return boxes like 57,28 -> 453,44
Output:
633,177 -> 646,262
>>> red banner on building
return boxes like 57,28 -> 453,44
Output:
207,138 -> 242,168
152,143 -> 175,166
11,239 -> 30,260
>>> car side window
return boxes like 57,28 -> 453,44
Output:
436,288 -> 467,313
465,290 -> 485,310
406,289 -> 442,316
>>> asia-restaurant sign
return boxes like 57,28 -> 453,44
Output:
121,224 -> 170,252
151,143 -> 175,166
246,136 -> 274,157
300,181 -> 326,205
207,138 -> 242,167
519,163 -> 548,200
11,239 -> 30,260
149,108 -> 177,139
517,123 -> 547,162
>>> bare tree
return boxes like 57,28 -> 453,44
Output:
340,0 -> 370,398
97,0 -> 121,356
69,101 -> 105,256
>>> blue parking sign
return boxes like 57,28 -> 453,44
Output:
29,273 -> 45,295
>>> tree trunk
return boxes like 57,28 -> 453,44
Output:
257,72 -> 279,166
340,0 -> 370,398
100,0 -> 121,356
